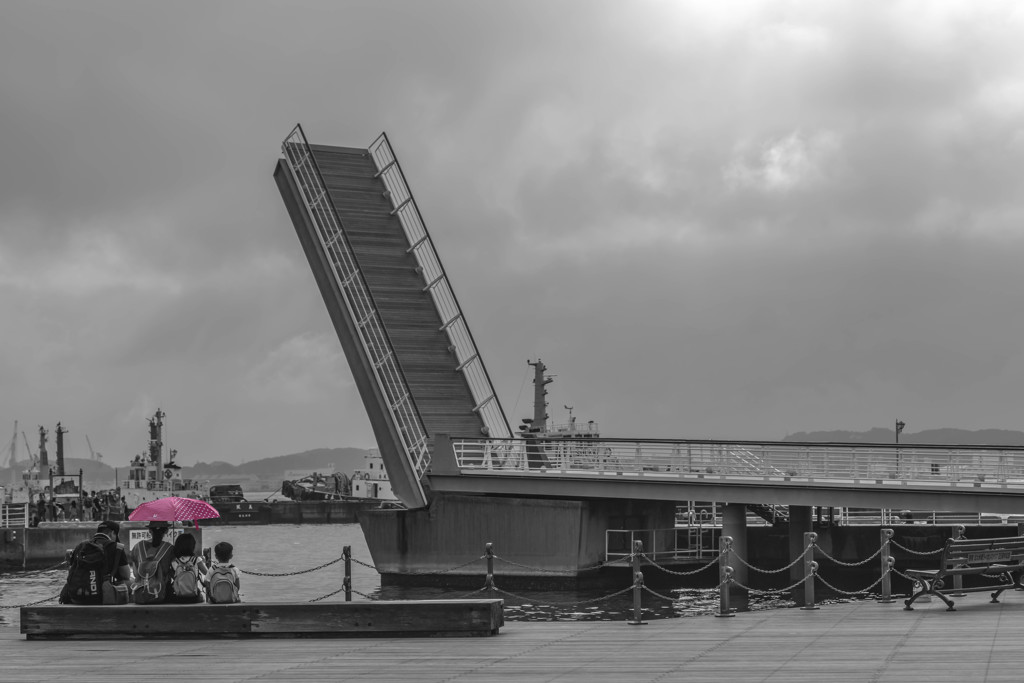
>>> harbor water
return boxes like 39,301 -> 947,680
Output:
0,523 -> 802,632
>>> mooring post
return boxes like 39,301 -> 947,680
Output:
952,525 -> 966,596
627,540 -> 646,625
801,532 -> 819,610
485,542 -> 495,598
878,529 -> 894,603
717,535 -> 735,617
343,545 -> 352,602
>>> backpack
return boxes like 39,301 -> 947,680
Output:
171,556 -> 202,602
208,565 -> 240,604
132,542 -> 171,604
62,538 -> 109,604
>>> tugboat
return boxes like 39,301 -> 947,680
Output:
120,409 -> 208,510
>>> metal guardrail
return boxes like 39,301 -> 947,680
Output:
452,437 -> 1024,490
1,503 -> 29,528
367,133 -> 511,440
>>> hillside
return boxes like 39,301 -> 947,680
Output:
782,428 -> 1024,446
0,447 -> 373,489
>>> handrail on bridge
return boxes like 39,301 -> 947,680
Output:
450,437 -> 1024,489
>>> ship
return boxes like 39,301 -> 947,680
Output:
204,450 -> 399,525
119,409 -> 208,511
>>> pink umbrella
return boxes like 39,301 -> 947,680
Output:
129,497 -> 220,526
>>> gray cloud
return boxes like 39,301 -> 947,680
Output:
3,1 -> 1024,466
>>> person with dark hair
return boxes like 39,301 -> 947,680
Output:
169,533 -> 208,603
129,521 -> 175,604
206,541 -> 241,603
59,520 -> 130,604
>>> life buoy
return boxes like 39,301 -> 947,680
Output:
163,469 -> 173,480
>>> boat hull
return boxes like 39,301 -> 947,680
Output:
204,499 -> 386,525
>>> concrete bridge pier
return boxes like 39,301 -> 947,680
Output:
722,503 -> 749,610
789,505 -> 813,606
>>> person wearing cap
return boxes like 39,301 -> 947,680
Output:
58,520 -> 130,604
129,520 -> 175,602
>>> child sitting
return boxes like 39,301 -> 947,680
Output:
205,541 -> 241,604
169,533 -> 208,603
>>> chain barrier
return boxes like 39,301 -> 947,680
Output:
350,588 -> 378,601
492,555 -> 580,575
308,586 -> 348,603
813,543 -> 883,567
641,585 -> 686,602
5,560 -> 68,577
814,569 -> 889,597
240,555 -> 342,577
890,566 -> 917,582
889,539 -> 944,556
732,545 -> 811,575
640,551 -> 724,576
730,574 -> 808,596
492,583 -> 634,608
0,593 -> 61,610
351,556 -> 377,571
403,555 -> 485,576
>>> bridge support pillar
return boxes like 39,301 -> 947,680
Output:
722,503 -> 748,610
789,505 -> 813,606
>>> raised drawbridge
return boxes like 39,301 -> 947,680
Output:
274,126 -> 511,509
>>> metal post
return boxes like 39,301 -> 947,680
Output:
717,535 -> 735,618
801,532 -> 819,610
952,525 -> 966,596
485,542 -> 495,598
342,545 -> 352,602
627,540 -> 646,625
878,529 -> 894,603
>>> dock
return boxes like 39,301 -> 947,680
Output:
5,594 -> 1024,681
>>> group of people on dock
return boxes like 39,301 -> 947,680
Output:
31,490 -> 126,526
59,520 -> 241,606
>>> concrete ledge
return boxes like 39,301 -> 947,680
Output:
20,599 -> 504,639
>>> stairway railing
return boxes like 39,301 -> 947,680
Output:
368,133 -> 511,441
282,126 -> 430,506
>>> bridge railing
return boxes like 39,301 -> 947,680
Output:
367,133 -> 511,440
452,437 -> 1024,488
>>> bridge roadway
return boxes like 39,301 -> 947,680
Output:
428,435 -> 1024,515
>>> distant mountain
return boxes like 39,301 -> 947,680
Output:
782,428 -> 1024,447
0,448 -> 373,490
185,447 -> 370,478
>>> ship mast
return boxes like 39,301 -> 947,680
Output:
527,359 -> 552,435
149,409 -> 165,473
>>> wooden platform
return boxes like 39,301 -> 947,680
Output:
19,599 -> 503,639
9,594 -> 1024,681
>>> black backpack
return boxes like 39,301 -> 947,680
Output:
62,538 -> 110,604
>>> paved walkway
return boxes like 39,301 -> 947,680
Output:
3,593 -> 1023,682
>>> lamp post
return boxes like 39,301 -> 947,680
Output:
895,420 -> 906,478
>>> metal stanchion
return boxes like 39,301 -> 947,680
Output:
485,543 -> 495,598
343,545 -> 352,602
717,535 -> 735,618
952,525 -> 966,597
879,529 -> 894,603
627,540 -> 646,625
801,532 -> 819,610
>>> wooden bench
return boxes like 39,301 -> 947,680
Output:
904,536 -> 1024,611
21,599 -> 504,639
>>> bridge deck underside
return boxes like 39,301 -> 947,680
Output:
309,144 -> 484,439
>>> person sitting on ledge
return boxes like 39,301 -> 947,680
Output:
59,520 -> 130,604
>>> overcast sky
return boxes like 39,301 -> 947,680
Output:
2,1 -> 1024,467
